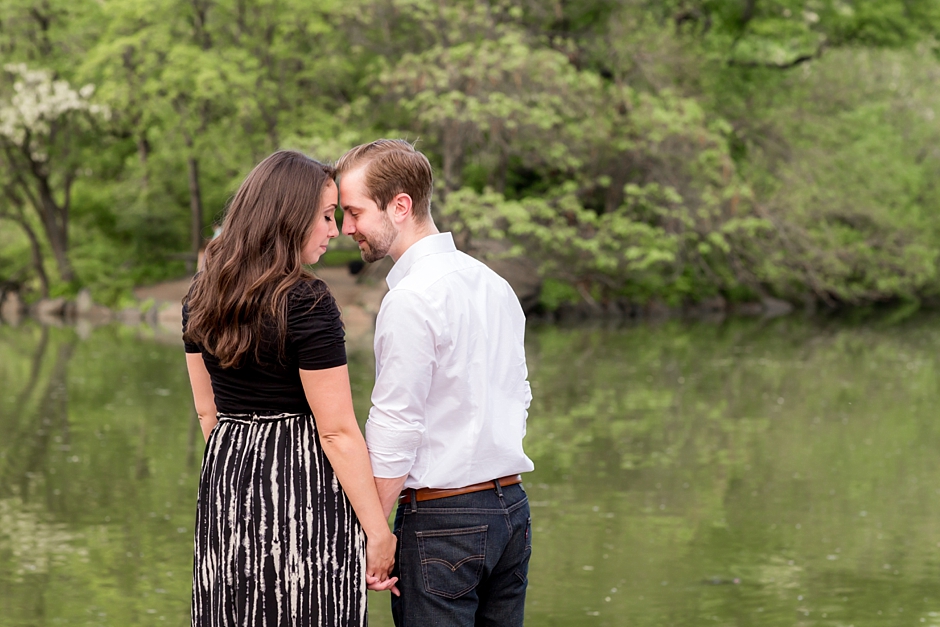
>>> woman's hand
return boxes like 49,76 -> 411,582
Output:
366,573 -> 400,596
365,528 -> 397,585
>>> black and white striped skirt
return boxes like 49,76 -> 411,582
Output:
192,412 -> 366,626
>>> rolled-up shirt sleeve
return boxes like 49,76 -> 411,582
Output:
366,289 -> 442,478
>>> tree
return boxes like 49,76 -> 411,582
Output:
0,63 -> 109,284
82,0 -> 353,272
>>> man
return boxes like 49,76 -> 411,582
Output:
336,139 -> 534,627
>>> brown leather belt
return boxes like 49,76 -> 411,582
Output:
399,475 -> 522,504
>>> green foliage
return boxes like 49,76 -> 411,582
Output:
0,226 -> 32,286
315,249 -> 364,268
538,278 -> 580,310
1,0 -> 939,309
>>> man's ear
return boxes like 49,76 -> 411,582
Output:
389,193 -> 413,224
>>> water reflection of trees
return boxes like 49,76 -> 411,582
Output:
0,326 -> 76,610
525,318 -> 940,626
0,327 -> 75,502
0,323 -> 199,623
4,318 -> 940,626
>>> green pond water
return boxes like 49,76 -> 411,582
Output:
3,316 -> 940,626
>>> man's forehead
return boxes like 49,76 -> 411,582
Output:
338,164 -> 368,189
337,166 -> 371,208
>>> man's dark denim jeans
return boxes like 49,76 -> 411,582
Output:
390,482 -> 531,627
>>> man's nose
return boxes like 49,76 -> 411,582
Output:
342,217 -> 355,236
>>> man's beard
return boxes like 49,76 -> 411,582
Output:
358,212 -> 396,263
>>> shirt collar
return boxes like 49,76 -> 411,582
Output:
387,232 -> 456,289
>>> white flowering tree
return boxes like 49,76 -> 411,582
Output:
0,63 -> 109,284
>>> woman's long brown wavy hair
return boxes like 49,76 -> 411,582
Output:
183,150 -> 334,368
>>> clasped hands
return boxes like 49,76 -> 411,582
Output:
365,529 -> 400,596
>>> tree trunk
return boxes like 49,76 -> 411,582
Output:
187,155 -> 204,274
741,0 -> 757,27
4,144 -> 73,283
1,186 -> 50,296
137,135 -> 150,187
190,0 -> 213,50
492,148 -> 508,194
441,121 -> 466,197
18,215 -> 50,297
29,166 -> 74,283
40,198 -> 72,282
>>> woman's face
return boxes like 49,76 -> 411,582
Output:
302,179 -> 339,264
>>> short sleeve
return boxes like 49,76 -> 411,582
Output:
287,280 -> 347,370
181,301 -> 201,354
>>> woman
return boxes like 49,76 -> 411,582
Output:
182,150 -> 396,626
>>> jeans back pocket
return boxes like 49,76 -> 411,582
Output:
415,525 -> 488,599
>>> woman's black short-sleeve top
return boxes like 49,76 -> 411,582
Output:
182,278 -> 346,414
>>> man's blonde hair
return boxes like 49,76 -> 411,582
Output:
335,139 -> 433,222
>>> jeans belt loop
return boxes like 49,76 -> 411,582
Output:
409,488 -> 418,513
493,477 -> 504,498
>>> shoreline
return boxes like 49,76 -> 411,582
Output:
0,267 -> 388,345
0,264 -> 814,336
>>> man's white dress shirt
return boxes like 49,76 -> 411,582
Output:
365,232 -> 535,489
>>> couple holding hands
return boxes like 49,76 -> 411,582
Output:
183,140 -> 534,626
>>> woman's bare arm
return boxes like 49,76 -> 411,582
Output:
300,365 -> 397,583
186,353 -> 217,442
